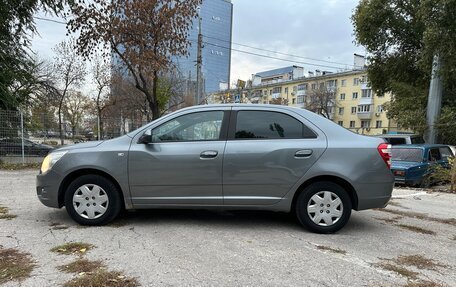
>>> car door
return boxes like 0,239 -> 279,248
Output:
222,107 -> 327,205
128,108 -> 230,206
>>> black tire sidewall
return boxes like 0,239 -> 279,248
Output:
64,174 -> 122,225
296,181 -> 352,234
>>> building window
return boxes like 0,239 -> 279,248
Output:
263,90 -> 267,96
362,89 -> 372,98
272,87 -> 282,94
361,120 -> 371,128
340,93 -> 346,100
284,87 -> 288,94
358,105 -> 371,113
376,120 -> 382,128
297,95 -> 304,104
351,107 -> 357,114
269,90 -> 272,95
341,79 -> 347,87
353,78 -> 359,86
350,121 -> 356,128
338,107 -> 344,115
352,92 -> 358,99
377,105 -> 384,113
311,83 -> 317,90
319,82 -> 325,90
298,84 -> 307,90
292,98 -> 296,104
338,121 -> 343,126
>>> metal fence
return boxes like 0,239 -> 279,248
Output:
0,110 -> 148,164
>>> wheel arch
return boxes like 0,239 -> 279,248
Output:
291,175 -> 359,211
58,168 -> 125,209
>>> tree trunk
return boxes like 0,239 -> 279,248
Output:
150,71 -> 160,120
58,100 -> 64,145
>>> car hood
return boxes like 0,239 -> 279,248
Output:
55,141 -> 104,152
391,161 -> 423,170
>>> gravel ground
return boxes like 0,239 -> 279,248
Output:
0,170 -> 455,287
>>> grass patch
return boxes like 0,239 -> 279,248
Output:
393,255 -> 446,271
49,222 -> 69,230
316,245 -> 347,255
0,247 -> 35,284
395,224 -> 436,235
50,242 -> 94,256
377,208 -> 456,226
58,259 -> 105,274
0,162 -> 41,170
63,270 -> 139,287
0,206 -> 17,220
377,262 -> 419,279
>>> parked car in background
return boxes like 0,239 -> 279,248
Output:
0,138 -> 54,156
37,105 -> 394,234
391,144 -> 453,187
377,134 -> 425,145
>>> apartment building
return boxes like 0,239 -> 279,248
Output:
208,69 -> 397,135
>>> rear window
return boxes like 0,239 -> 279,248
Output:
411,136 -> 425,144
384,137 -> 406,145
392,148 -> 423,162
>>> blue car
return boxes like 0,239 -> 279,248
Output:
391,144 -> 453,187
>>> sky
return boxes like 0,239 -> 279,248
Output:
31,0 -> 365,89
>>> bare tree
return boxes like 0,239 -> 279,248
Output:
53,39 -> 86,144
92,56 -> 111,140
67,0 -> 201,120
306,81 -> 338,119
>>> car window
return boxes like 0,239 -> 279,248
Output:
391,148 -> 423,162
428,148 -> 442,162
386,137 -> 406,145
439,147 -> 453,160
151,111 -> 224,142
411,136 -> 425,144
235,111 -> 316,139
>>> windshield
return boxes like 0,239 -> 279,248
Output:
392,148 -> 423,162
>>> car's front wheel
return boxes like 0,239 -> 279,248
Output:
295,181 -> 352,234
64,174 -> 122,225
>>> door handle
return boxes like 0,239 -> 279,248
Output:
200,150 -> 218,159
295,149 -> 313,158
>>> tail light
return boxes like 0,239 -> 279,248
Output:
377,143 -> 392,169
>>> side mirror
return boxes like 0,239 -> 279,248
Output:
138,134 -> 152,144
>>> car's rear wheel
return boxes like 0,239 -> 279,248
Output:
64,174 -> 122,225
295,181 -> 352,234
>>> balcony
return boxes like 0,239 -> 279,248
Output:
359,97 -> 373,105
357,111 -> 373,120
360,82 -> 370,90
271,92 -> 281,99
296,90 -> 306,96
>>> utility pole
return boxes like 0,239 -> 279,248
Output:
196,15 -> 203,105
425,55 -> 443,144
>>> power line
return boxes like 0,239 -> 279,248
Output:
35,16 -> 67,25
203,41 -> 349,70
204,35 -> 355,68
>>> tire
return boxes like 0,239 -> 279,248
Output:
295,181 -> 352,234
64,174 -> 122,225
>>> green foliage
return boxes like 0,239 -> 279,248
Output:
352,0 -> 456,144
426,157 -> 456,192
0,0 -> 67,110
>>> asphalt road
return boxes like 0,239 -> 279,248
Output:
1,170 -> 455,287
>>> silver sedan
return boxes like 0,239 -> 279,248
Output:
36,105 -> 394,233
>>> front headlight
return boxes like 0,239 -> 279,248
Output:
41,151 -> 68,174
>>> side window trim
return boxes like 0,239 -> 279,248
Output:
144,110 -> 230,143
227,110 -> 318,140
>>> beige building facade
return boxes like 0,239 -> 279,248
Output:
208,70 -> 399,135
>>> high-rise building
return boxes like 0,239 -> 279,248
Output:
175,0 -> 233,96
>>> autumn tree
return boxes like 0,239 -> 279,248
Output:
53,39 -> 86,144
306,81 -> 338,119
352,0 -> 456,143
63,91 -> 92,139
67,0 -> 201,120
